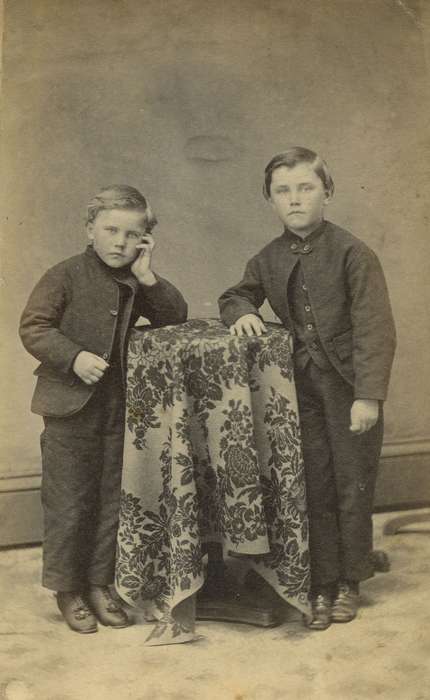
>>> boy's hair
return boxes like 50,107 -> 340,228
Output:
86,185 -> 158,232
263,147 -> 335,200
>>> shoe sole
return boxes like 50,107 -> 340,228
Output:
65,624 -> 98,634
331,615 -> 356,623
97,619 -> 133,628
303,619 -> 332,631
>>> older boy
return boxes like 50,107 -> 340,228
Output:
20,185 -> 187,633
219,148 -> 396,630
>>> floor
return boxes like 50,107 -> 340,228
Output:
1,510 -> 429,700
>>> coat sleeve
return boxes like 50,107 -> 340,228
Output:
136,276 -> 188,327
218,256 -> 267,327
347,247 -> 396,400
19,266 -> 84,374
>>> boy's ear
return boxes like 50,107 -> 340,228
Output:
86,223 -> 94,242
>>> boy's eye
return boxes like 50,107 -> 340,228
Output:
301,184 -> 314,192
127,231 -> 140,239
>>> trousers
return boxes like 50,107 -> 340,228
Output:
40,368 -> 125,591
294,361 -> 383,589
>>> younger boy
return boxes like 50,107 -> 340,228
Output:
20,185 -> 187,633
219,148 -> 396,630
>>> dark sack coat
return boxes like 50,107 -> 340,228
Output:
19,246 -> 188,417
219,221 -> 396,401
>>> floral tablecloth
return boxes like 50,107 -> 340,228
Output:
115,319 -> 310,644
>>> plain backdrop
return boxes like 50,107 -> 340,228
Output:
1,0 -> 429,481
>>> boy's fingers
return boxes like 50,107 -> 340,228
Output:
350,416 -> 377,434
250,321 -> 262,336
253,320 -> 267,335
243,322 -> 256,336
93,357 -> 109,370
230,317 -> 265,337
91,367 -> 105,378
136,237 -> 155,251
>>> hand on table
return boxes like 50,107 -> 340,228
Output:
73,351 -> 109,385
229,314 -> 267,337
350,399 -> 379,434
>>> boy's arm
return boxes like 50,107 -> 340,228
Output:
347,247 -> 396,401
19,267 -> 84,374
135,276 -> 188,327
131,238 -> 187,327
218,256 -> 267,327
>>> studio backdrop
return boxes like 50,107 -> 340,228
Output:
1,0 -> 429,544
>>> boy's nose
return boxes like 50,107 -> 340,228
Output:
114,232 -> 127,248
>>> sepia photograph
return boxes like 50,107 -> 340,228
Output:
1,1 -> 429,698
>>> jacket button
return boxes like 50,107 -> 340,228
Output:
102,352 -> 109,360
302,283 -> 307,291
290,243 -> 298,250
303,243 -> 311,252
305,305 -> 311,312
110,309 -> 118,317
306,323 -> 314,331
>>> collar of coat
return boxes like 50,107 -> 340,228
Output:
282,219 -> 327,247
84,244 -> 140,292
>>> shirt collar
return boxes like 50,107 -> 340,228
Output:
85,245 -> 138,288
282,219 -> 327,245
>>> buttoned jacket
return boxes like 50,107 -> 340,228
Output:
219,221 -> 396,400
19,246 -> 188,416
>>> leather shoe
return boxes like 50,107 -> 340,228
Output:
56,591 -> 98,634
87,586 -> 132,628
331,582 -> 359,623
304,593 -> 332,630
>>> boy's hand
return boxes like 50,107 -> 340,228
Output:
230,314 -> 267,337
131,234 -> 157,286
73,351 -> 109,385
350,399 -> 379,434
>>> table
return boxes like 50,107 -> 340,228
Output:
115,319 -> 311,645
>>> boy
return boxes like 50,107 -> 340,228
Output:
218,148 -> 396,630
19,185 -> 187,633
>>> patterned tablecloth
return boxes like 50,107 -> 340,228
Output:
115,319 -> 310,645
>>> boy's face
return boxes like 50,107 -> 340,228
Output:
269,163 -> 330,238
87,208 -> 148,268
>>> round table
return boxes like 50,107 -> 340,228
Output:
115,318 -> 310,645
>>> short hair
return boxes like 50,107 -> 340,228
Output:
263,147 -> 335,200
86,185 -> 157,232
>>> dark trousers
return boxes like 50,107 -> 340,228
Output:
40,369 -> 125,592
294,361 -> 383,591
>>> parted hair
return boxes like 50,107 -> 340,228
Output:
263,147 -> 335,200
86,185 -> 158,232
